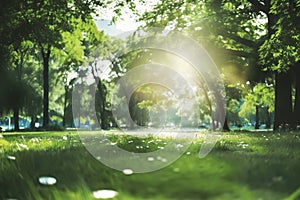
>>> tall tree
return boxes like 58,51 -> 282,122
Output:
259,0 -> 300,130
11,41 -> 33,130
19,0 -> 89,127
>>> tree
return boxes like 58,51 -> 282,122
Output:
18,0 -> 91,127
225,84 -> 243,127
259,0 -> 300,130
83,30 -> 118,129
51,19 -> 96,127
239,82 -> 274,129
8,40 -> 39,130
0,0 -> 27,129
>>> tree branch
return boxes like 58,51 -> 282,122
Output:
222,48 -> 252,58
222,31 -> 256,48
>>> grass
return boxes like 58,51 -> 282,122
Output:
1,130 -> 300,199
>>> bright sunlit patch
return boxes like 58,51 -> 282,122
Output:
222,64 -> 247,84
7,155 -> 16,160
147,157 -> 155,161
30,137 -> 40,143
17,143 -> 29,151
93,189 -> 118,199
122,169 -> 134,175
38,176 -> 57,186
173,168 -> 180,173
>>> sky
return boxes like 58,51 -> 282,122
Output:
95,19 -> 125,36
93,0 -> 160,36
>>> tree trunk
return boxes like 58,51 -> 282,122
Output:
255,106 -> 259,129
222,115 -> 230,132
63,85 -> 68,127
292,62 -> 300,128
13,48 -> 26,132
293,78 -> 300,127
202,85 -> 215,130
274,71 -> 293,130
41,44 -> 51,128
30,115 -> 35,129
13,105 -> 19,131
96,80 -> 108,130
265,107 -> 271,129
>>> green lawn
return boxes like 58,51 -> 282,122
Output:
1,131 -> 300,199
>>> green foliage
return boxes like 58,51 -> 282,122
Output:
240,83 -> 275,120
259,31 -> 300,72
259,0 -> 300,72
227,99 -> 241,123
0,139 -> 10,149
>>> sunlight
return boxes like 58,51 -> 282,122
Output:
38,176 -> 57,186
147,157 -> 155,161
122,169 -> 134,175
93,189 -> 119,199
7,155 -> 16,160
